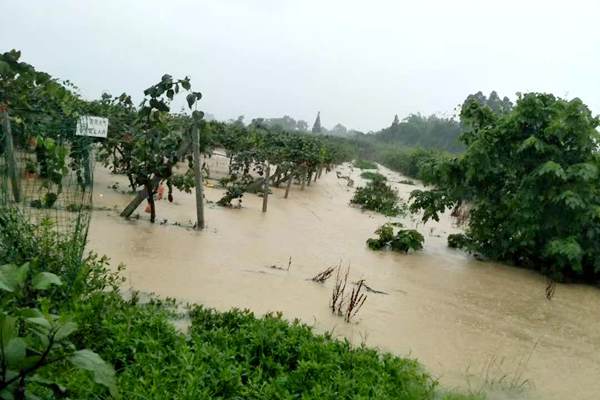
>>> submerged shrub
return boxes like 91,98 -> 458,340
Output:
367,223 -> 424,253
351,179 -> 406,217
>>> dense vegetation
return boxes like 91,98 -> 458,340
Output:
410,93 -> 600,282
0,209 -> 480,399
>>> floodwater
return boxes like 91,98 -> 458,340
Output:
87,157 -> 600,400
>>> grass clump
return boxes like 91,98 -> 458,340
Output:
353,159 -> 378,170
367,223 -> 424,253
351,176 -> 406,216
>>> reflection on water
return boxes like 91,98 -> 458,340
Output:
88,160 -> 600,400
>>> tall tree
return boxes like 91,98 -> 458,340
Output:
311,111 -> 322,134
391,114 -> 400,128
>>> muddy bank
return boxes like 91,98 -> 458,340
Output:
87,158 -> 600,400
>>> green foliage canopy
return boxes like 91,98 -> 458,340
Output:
410,93 -> 600,282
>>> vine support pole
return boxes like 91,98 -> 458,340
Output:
1,108 -> 21,203
262,163 -> 270,213
192,125 -> 205,229
284,170 -> 293,199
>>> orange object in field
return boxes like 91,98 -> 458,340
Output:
157,184 -> 165,200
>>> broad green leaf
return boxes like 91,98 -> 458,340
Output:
4,338 -> 26,368
26,317 -> 52,330
0,314 -> 16,348
31,272 -> 62,290
55,321 -> 78,341
0,263 -> 29,292
70,350 -> 119,398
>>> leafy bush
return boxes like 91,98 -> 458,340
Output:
353,159 -> 378,170
360,171 -> 387,181
366,223 -> 424,253
0,263 -> 118,398
351,179 -> 405,216
410,93 -> 600,282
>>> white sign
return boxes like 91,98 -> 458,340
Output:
76,115 -> 109,138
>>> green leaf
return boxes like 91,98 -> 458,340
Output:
0,263 -> 29,292
186,93 -> 196,109
54,321 -> 78,341
0,314 -> 16,349
31,272 -> 62,290
26,317 -> 52,330
4,338 -> 26,368
70,350 -> 119,398
181,79 -> 191,90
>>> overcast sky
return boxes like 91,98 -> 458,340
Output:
2,0 -> 599,131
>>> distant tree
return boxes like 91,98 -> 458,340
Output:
331,123 -> 347,136
462,91 -> 512,115
391,114 -> 400,128
231,115 -> 245,127
297,120 -> 309,131
375,113 -> 463,153
312,111 -> 322,134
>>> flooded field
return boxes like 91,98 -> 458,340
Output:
88,158 -> 600,400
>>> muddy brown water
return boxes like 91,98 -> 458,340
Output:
88,158 -> 600,400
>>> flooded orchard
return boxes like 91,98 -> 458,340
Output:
88,158 -> 600,400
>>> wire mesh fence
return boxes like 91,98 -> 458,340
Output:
0,111 -> 95,259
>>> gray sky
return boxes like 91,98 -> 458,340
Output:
2,0 -> 599,131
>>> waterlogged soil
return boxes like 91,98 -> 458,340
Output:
88,157 -> 600,400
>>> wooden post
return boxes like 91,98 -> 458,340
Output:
306,170 -> 312,187
192,125 -> 205,229
1,109 -> 20,203
262,163 -> 270,213
300,169 -> 306,191
284,170 -> 293,199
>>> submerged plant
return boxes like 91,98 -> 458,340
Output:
329,265 -> 367,323
366,223 -> 424,253
351,177 -> 406,217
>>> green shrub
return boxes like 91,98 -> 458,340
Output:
367,223 -> 424,253
353,159 -> 378,170
351,179 -> 405,216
